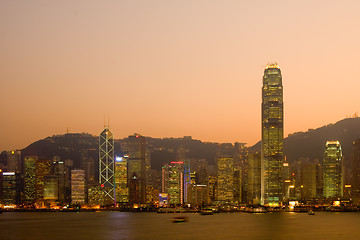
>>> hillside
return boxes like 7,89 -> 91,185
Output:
251,117 -> 360,167
20,117 -> 360,170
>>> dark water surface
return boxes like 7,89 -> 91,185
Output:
1,211 -> 360,240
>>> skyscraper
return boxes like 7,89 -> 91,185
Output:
115,156 -> 128,203
127,134 -> 146,203
323,141 -> 343,198
24,156 -> 37,204
261,63 -> 284,206
162,162 -> 184,205
99,127 -> 115,204
247,152 -> 261,204
216,157 -> 234,202
71,169 -> 86,204
35,159 -> 52,202
300,163 -> 317,199
1,172 -> 20,205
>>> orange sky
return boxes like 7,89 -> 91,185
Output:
1,1 -> 360,150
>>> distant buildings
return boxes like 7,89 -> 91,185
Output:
323,141 -> 343,198
261,63 -> 284,206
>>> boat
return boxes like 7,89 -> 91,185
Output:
308,210 -> 315,215
172,216 -> 188,223
200,208 -> 214,215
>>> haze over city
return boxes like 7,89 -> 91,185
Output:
1,0 -> 360,151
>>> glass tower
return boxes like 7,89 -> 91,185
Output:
323,141 -> 343,198
99,127 -> 115,203
261,63 -> 284,206
127,134 -> 146,203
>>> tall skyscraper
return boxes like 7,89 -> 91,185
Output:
35,159 -> 52,202
261,63 -> 284,206
162,162 -> 184,205
24,156 -> 37,204
127,134 -> 146,203
247,152 -> 261,204
115,156 -> 128,203
300,163 -> 317,199
216,157 -> 234,202
323,141 -> 343,198
183,159 -> 191,203
99,127 -> 115,204
53,156 -> 66,204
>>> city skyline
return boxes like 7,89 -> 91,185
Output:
2,1 -> 360,151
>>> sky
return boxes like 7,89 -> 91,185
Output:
1,0 -> 360,151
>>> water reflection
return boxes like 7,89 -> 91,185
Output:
1,212 -> 360,240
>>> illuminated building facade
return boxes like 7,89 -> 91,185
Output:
24,156 -> 37,203
127,134 -> 146,203
234,142 -> 248,203
43,175 -> 59,202
71,169 -> 85,204
183,159 -> 191,203
247,152 -> 261,204
35,159 -> 52,201
352,139 -> 360,195
129,172 -> 140,204
53,156 -> 66,204
1,172 -> 20,204
323,141 -> 343,198
162,162 -> 184,205
261,63 -> 284,206
99,127 -> 115,203
88,183 -> 107,205
115,156 -> 128,203
216,157 -> 234,202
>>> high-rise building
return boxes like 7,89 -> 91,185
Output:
53,156 -> 66,204
43,175 -> 59,202
352,139 -> 360,195
1,172 -> 20,205
35,159 -> 52,202
216,157 -> 234,202
162,162 -> 184,205
234,142 -> 248,203
115,156 -> 128,203
261,63 -> 284,206
247,152 -> 261,204
323,141 -> 343,198
24,156 -> 37,204
183,159 -> 191,203
99,127 -> 115,204
71,169 -> 85,204
127,134 -> 146,203
300,163 -> 317,199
